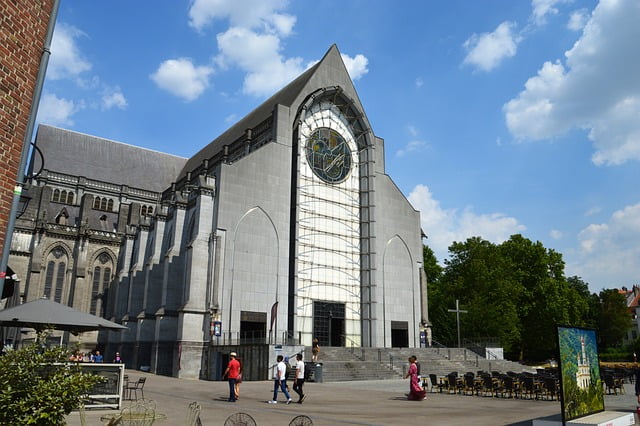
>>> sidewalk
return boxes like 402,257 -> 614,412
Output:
66,370 -> 638,426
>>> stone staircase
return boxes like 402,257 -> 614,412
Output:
303,346 -> 535,383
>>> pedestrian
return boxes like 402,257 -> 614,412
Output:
404,355 -> 426,401
312,338 -> 320,362
293,353 -> 306,403
234,356 -> 243,400
93,350 -> 104,363
223,352 -> 240,402
113,352 -> 123,364
268,355 -> 292,404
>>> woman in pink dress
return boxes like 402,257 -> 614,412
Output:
405,355 -> 426,400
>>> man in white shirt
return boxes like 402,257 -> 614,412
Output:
268,355 -> 292,404
293,353 -> 306,403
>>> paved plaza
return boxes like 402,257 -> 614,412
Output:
66,370 -> 639,426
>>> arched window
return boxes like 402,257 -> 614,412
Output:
100,198 -> 108,210
141,206 -> 147,216
147,206 -> 153,215
90,253 -> 112,317
43,246 -> 67,303
93,197 -> 101,209
52,189 -> 60,203
66,192 -> 74,204
55,208 -> 69,225
107,199 -> 114,211
99,214 -> 108,231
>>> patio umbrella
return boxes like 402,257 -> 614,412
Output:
0,298 -> 127,333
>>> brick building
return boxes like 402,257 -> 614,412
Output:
0,0 -> 56,283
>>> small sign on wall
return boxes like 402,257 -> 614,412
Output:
211,321 -> 222,337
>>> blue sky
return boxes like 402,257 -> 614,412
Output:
37,0 -> 640,293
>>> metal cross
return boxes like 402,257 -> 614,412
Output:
447,299 -> 468,348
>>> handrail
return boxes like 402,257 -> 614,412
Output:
429,338 -> 447,349
341,334 -> 364,360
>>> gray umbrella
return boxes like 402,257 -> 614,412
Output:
0,298 -> 127,333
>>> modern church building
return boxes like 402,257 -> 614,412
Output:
6,45 -> 426,379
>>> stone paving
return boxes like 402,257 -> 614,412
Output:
66,370 -> 639,426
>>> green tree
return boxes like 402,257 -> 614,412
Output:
597,289 -> 630,349
437,237 -> 521,353
0,336 -> 103,425
499,235 -> 571,361
422,244 -> 442,285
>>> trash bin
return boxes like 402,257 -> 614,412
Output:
313,363 -> 323,383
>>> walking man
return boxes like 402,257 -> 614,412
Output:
223,352 -> 240,402
293,353 -> 306,403
269,355 -> 292,404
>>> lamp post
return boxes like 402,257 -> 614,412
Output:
447,299 -> 467,348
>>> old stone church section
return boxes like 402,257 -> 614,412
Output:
7,45 -> 425,379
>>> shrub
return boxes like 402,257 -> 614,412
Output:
0,335 -> 103,425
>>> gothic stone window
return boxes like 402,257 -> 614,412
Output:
140,205 -> 154,216
51,189 -> 75,204
55,208 -> 69,225
43,246 -> 67,303
93,196 -> 114,212
90,253 -> 112,317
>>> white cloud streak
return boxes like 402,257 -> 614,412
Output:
531,0 -> 569,25
48,24 -> 91,80
101,86 -> 128,110
37,93 -> 80,126
567,8 -> 589,31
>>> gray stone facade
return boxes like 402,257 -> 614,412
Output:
5,45 -> 425,380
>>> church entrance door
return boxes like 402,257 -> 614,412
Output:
391,321 -> 409,347
240,311 -> 266,344
313,301 -> 345,347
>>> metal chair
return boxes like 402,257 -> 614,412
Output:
185,401 -> 202,426
127,377 -> 147,401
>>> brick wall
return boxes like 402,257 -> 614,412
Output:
0,0 -> 55,253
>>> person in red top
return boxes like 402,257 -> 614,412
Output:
223,352 -> 240,402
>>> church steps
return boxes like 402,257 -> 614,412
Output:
304,346 -> 534,382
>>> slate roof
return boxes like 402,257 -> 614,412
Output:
32,125 -> 187,193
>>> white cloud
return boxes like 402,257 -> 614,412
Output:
504,0 -> 640,165
37,93 -> 80,126
189,0 -> 366,97
550,229 -> 563,239
567,202 -> 640,290
150,58 -> 214,102
415,77 -> 424,88
585,206 -> 602,217
396,140 -> 426,157
340,53 -> 368,80
48,24 -> 91,80
188,0 -> 290,31
408,184 -> 526,262
531,0 -> 568,25
216,26 -> 303,97
101,86 -> 127,110
567,8 -> 589,31
463,21 -> 520,72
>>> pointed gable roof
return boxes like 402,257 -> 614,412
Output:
178,44 -> 371,180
